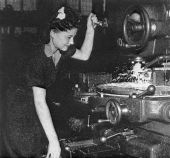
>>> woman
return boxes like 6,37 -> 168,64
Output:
4,5 -> 98,158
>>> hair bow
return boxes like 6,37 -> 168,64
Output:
56,7 -> 66,20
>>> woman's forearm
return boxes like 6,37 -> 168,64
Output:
32,87 -> 59,143
80,29 -> 95,60
72,13 -> 97,61
72,29 -> 94,61
35,101 -> 59,142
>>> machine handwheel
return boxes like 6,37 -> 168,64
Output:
123,5 -> 150,49
106,99 -> 121,124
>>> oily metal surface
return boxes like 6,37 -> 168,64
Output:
97,83 -> 170,96
96,82 -> 150,95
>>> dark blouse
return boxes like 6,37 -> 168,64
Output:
27,45 -> 76,88
26,45 -> 76,103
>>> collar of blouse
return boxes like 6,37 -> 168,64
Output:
44,45 -> 62,66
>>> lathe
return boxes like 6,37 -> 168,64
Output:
61,1 -> 170,158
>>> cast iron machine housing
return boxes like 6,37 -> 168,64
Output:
61,3 -> 170,158
88,4 -> 170,158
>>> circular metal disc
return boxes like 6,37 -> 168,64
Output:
96,82 -> 150,95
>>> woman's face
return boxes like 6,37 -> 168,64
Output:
50,28 -> 78,51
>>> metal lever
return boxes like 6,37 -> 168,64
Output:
100,129 -> 134,143
143,55 -> 170,69
87,115 -> 90,127
98,119 -> 110,123
131,85 -> 156,98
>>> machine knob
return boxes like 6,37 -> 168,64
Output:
146,85 -> 156,94
100,136 -> 107,143
65,146 -> 71,151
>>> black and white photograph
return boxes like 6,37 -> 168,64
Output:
1,0 -> 170,158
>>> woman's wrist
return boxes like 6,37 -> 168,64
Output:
49,137 -> 60,145
48,134 -> 59,143
86,28 -> 95,35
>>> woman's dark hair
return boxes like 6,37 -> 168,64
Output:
42,5 -> 81,44
49,5 -> 81,31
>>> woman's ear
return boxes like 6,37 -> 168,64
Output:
50,30 -> 55,38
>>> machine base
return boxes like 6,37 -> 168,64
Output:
121,128 -> 170,158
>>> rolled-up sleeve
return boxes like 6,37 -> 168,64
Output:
27,58 -> 46,89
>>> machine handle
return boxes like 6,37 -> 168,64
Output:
131,85 -> 156,98
100,129 -> 134,143
123,5 -> 150,49
98,119 -> 110,123
106,99 -> 122,124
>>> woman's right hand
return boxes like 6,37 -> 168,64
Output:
87,13 -> 98,31
46,140 -> 61,158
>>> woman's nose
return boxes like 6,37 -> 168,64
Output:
69,37 -> 74,45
